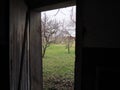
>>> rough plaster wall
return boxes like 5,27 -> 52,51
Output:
9,0 -> 28,90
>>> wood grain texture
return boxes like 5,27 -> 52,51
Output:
9,0 -> 29,90
30,11 -> 43,90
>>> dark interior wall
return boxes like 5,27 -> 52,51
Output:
76,0 -> 120,90
0,0 -> 9,89
82,0 -> 120,48
82,48 -> 120,90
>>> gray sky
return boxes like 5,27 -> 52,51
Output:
41,6 -> 76,37
41,6 -> 76,22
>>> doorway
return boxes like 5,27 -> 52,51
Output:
41,6 -> 76,90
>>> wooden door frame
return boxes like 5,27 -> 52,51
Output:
29,1 -> 78,90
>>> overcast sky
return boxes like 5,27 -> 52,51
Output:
41,6 -> 76,23
41,6 -> 76,37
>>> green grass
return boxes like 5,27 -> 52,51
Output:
43,44 -> 75,90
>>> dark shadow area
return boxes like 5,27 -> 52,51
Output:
0,0 -> 9,90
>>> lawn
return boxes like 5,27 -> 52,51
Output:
43,44 -> 75,90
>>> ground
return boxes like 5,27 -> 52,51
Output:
43,44 -> 75,90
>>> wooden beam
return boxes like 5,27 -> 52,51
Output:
30,11 -> 43,90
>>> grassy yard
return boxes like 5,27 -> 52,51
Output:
43,44 -> 75,90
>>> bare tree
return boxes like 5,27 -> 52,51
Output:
60,20 -> 75,54
41,6 -> 76,55
70,7 -> 76,23
41,13 -> 61,58
65,6 -> 76,54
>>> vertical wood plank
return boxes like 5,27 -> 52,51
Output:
9,0 -> 29,90
30,11 -> 42,90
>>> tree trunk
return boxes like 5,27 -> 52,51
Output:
42,46 -> 47,58
68,38 -> 70,54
